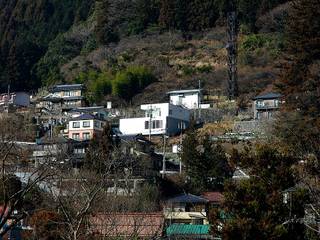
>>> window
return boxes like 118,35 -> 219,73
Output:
83,132 -> 91,140
145,121 -> 149,130
145,120 -> 163,129
152,120 -> 163,129
72,133 -> 80,140
256,100 -> 264,107
63,91 -> 70,96
74,148 -> 85,154
72,122 -> 80,128
83,121 -> 90,128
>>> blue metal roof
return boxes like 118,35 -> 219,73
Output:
167,194 -> 209,203
253,92 -> 282,100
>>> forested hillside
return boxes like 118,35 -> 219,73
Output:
0,0 -> 289,104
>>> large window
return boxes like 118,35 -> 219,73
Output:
83,121 -> 90,128
83,132 -> 91,140
72,122 -> 80,128
145,120 -> 163,129
72,133 -> 80,140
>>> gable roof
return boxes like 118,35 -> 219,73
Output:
253,92 -> 282,100
166,193 -> 208,204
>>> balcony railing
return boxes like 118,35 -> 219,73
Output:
255,104 -> 279,110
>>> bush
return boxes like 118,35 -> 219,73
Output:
75,66 -> 156,103
112,66 -> 156,101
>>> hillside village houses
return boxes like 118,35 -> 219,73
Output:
0,82 -> 285,239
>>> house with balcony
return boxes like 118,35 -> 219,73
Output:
119,103 -> 190,136
252,92 -> 282,120
164,193 -> 209,225
37,84 -> 85,113
66,114 -> 105,141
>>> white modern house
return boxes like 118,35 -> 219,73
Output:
119,103 -> 190,136
167,89 -> 202,109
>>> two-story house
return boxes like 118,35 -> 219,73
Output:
119,103 -> 190,136
37,84 -> 85,113
168,89 -> 202,109
67,114 -> 105,141
252,92 -> 282,120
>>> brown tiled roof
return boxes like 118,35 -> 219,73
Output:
201,192 -> 224,203
90,212 -> 164,238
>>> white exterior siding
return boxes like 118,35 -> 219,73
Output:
120,103 -> 190,136
168,90 -> 201,109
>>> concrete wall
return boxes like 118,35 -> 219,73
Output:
169,93 -> 200,109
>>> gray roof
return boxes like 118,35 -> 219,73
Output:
71,114 -> 100,121
167,89 -> 202,95
70,106 -> 105,112
253,92 -> 282,100
52,84 -> 84,92
167,194 -> 208,203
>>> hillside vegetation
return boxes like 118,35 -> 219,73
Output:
0,0 -> 289,105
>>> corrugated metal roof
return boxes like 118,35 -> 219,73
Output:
166,224 -> 210,236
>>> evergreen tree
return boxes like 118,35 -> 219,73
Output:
223,146 -> 308,240
181,127 -> 231,191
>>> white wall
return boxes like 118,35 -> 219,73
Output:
119,117 -> 166,136
169,93 -> 199,109
120,103 -> 190,136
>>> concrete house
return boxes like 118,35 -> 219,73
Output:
67,114 -> 105,141
168,89 -> 202,109
252,92 -> 282,120
119,103 -> 190,136
0,92 -> 30,107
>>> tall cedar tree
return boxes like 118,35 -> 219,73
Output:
275,0 -> 320,157
223,146 -> 308,240
181,127 -> 231,192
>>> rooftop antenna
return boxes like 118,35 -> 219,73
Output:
226,0 -> 239,100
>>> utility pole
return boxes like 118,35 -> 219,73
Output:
226,0 -> 239,100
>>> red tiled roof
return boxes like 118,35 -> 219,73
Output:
201,192 -> 224,203
90,212 -> 164,238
